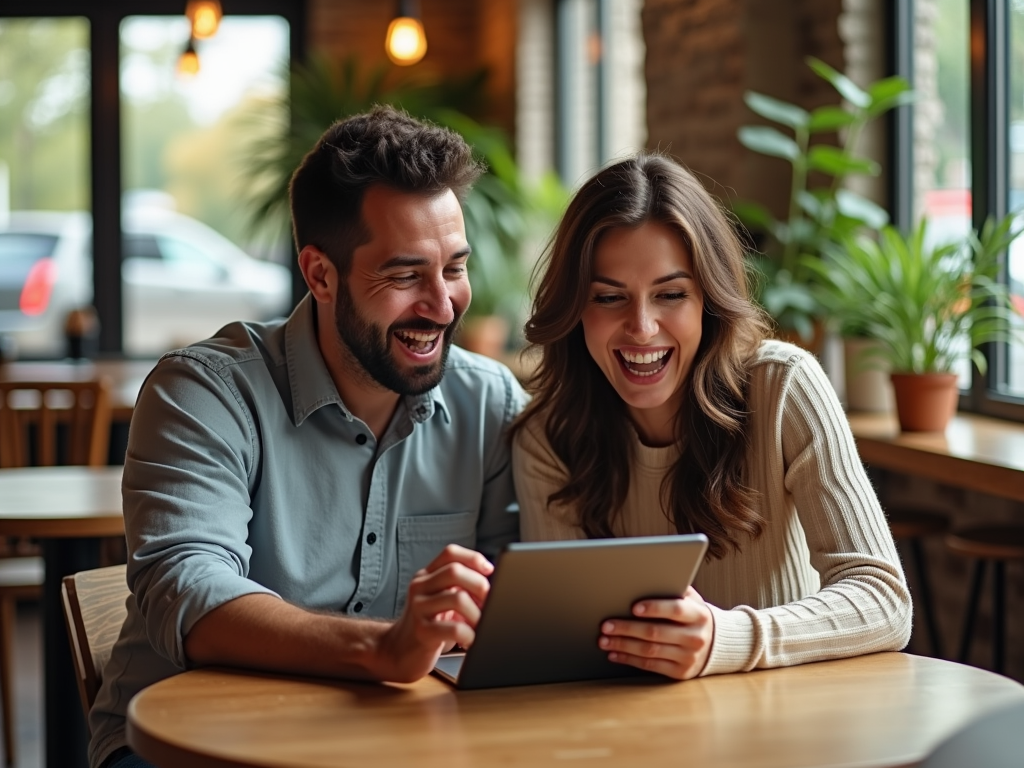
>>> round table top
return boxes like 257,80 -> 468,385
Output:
127,652 -> 1024,768
0,465 -> 124,537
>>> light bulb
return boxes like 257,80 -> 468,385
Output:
186,0 -> 222,40
177,42 -> 200,77
386,17 -> 427,66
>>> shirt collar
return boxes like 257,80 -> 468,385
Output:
285,293 -> 451,427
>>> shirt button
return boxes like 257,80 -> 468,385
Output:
366,532 -> 377,545
356,434 -> 367,445
353,602 -> 363,613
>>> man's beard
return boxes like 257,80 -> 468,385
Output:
334,282 -> 462,396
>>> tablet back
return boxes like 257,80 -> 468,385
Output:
450,534 -> 708,689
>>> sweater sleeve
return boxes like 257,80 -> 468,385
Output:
512,417 -> 586,543
700,351 -> 913,676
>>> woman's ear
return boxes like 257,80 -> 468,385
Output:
298,246 -> 336,303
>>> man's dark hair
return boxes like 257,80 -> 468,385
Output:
288,105 -> 485,274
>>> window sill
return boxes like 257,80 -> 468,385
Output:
847,411 -> 1024,503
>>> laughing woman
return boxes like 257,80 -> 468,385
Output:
510,153 -> 911,680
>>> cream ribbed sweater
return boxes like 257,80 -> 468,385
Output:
512,340 -> 912,676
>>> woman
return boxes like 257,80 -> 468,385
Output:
510,153 -> 911,681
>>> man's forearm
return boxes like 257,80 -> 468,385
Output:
183,593 -> 391,681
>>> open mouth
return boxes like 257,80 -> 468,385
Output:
616,348 -> 672,377
394,329 -> 442,356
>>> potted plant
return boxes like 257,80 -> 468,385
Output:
805,215 -> 1024,431
735,57 -> 913,346
240,56 -> 566,359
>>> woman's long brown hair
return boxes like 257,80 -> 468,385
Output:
511,153 -> 770,559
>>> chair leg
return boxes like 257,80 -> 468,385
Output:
0,595 -> 15,767
957,559 -> 986,665
909,538 -> 943,658
993,560 -> 1006,675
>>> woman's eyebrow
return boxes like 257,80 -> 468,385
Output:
592,270 -> 693,287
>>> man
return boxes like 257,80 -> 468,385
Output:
90,106 -> 527,768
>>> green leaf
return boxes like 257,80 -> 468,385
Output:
732,200 -> 776,230
807,56 -> 871,108
835,190 -> 890,229
738,126 -> 800,161
807,145 -> 879,176
866,91 -> 917,118
796,191 -> 824,220
808,106 -> 856,133
743,92 -> 809,129
867,76 -> 912,105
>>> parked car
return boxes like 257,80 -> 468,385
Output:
0,206 -> 293,358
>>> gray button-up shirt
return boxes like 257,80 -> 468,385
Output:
89,295 -> 527,768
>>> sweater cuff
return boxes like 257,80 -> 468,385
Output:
700,604 -> 755,677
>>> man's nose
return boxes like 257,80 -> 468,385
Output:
415,275 -> 455,325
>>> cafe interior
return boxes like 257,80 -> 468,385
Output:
2,0 -> 1024,766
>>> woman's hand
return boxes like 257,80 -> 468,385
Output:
598,586 -> 714,680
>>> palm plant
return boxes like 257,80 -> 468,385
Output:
805,215 -> 1023,375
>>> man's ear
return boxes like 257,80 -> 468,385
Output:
298,246 -> 336,303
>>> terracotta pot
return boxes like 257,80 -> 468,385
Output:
889,372 -> 959,432
457,315 -> 510,360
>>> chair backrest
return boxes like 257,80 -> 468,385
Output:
60,564 -> 129,725
0,377 -> 112,467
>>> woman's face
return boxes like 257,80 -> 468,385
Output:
581,221 -> 704,444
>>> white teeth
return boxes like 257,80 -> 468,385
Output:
397,331 -> 439,342
620,349 -> 667,364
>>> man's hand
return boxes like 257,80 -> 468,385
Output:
369,544 -> 494,683
597,586 -> 714,680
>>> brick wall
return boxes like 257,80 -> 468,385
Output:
642,0 -> 848,212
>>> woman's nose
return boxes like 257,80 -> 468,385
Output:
625,301 -> 657,341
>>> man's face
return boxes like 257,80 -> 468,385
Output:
334,185 -> 471,396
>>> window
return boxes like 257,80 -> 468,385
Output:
903,0 -> 1024,420
0,3 -> 304,360
119,14 -> 292,355
552,0 -> 646,187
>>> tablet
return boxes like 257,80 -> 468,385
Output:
432,533 -> 708,689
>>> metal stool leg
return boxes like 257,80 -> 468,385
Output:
958,560 -> 986,665
993,560 -> 1005,674
909,538 -> 943,658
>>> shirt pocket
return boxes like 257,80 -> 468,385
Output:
396,511 -> 477,612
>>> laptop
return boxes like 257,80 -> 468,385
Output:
432,533 -> 708,689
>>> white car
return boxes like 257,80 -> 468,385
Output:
0,206 -> 293,358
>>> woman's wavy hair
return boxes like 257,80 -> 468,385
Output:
511,153 -> 770,559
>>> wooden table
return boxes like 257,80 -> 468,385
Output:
847,411 -> 1024,502
127,652 -> 1024,768
0,359 -> 155,423
0,466 -> 124,768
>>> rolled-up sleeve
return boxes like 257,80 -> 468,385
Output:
123,353 -> 278,668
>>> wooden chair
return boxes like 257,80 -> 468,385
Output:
0,377 -> 112,764
60,564 -> 129,726
0,378 -> 112,468
886,504 -> 949,658
946,525 -> 1024,674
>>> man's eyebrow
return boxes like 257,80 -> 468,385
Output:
379,247 -> 472,271
592,270 -> 693,287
